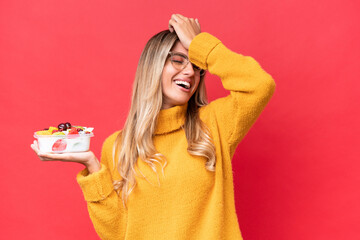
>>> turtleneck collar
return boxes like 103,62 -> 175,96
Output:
155,103 -> 188,135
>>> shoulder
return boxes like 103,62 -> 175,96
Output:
103,130 -> 122,147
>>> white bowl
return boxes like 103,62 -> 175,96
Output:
34,133 -> 94,153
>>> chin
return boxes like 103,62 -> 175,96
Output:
174,97 -> 191,105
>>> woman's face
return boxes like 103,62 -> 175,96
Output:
161,41 -> 201,109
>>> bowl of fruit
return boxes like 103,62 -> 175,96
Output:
34,122 -> 94,153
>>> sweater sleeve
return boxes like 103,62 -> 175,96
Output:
76,132 -> 126,240
189,33 -> 276,157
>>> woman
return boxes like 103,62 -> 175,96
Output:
32,14 -> 276,240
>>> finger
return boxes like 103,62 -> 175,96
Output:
37,152 -> 48,158
31,144 -> 38,155
39,156 -> 55,161
31,141 -> 40,154
39,156 -> 65,162
175,14 -> 186,21
171,14 -> 182,23
195,18 -> 200,27
37,152 -> 68,161
169,19 -> 178,32
190,18 -> 197,26
34,140 -> 41,151
190,18 -> 197,27
38,154 -> 70,162
168,19 -> 175,32
39,153 -> 70,161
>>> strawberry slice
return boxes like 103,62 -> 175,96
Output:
52,139 -> 67,151
68,127 -> 80,138
68,127 -> 79,135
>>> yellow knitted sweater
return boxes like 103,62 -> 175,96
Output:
77,32 -> 276,240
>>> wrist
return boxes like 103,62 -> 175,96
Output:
85,155 -> 101,174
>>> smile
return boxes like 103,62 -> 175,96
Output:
174,80 -> 191,89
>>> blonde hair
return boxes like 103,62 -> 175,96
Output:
113,30 -> 216,208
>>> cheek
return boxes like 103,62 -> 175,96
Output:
161,65 -> 175,92
162,65 -> 180,90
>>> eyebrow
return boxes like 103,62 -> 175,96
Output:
171,51 -> 189,58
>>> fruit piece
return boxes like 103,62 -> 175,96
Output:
52,131 -> 65,135
52,129 -> 59,134
52,139 -> 67,151
85,131 -> 91,134
68,127 -> 80,139
48,126 -> 58,132
36,130 -> 51,135
68,127 -> 79,134
65,122 -> 72,129
76,128 -> 83,132
58,123 -> 67,131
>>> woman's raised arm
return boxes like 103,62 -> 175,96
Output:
190,32 -> 276,156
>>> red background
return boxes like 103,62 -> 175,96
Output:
1,0 -> 359,239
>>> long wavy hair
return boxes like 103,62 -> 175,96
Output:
113,30 -> 216,208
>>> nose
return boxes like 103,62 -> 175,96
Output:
182,62 -> 195,76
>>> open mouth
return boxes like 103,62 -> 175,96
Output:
174,80 -> 191,90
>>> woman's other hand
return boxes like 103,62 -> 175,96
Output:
168,14 -> 201,49
31,140 -> 101,174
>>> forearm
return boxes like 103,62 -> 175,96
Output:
87,191 -> 127,240
190,32 -> 275,95
77,164 -> 126,239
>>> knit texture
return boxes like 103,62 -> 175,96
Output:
77,32 -> 276,240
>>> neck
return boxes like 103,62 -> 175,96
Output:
155,103 -> 188,135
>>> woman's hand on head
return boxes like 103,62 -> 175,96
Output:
31,140 -> 101,173
168,14 -> 201,49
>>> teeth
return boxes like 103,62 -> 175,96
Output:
175,80 -> 190,89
